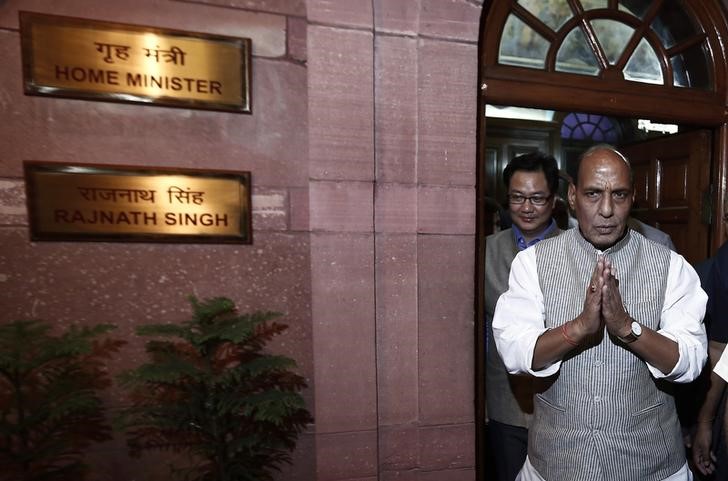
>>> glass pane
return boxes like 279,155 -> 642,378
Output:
618,0 -> 650,19
591,19 -> 634,64
556,27 -> 600,75
671,56 -> 688,87
518,0 -> 573,31
598,116 -> 612,130
560,124 -> 573,138
561,112 -> 619,142
581,0 -> 608,11
671,43 -> 712,89
499,14 -> 549,69
624,38 -> 663,84
651,0 -> 699,49
583,123 -> 596,137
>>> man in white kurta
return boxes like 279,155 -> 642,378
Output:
493,145 -> 707,481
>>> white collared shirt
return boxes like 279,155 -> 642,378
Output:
493,247 -> 707,382
495,246 -> 707,481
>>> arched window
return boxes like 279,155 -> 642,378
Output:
497,0 -> 712,89
480,0 -> 728,124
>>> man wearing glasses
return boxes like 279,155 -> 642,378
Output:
485,151 -> 561,481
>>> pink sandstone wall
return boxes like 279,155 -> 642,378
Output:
0,0 -> 483,479
307,1 -> 480,479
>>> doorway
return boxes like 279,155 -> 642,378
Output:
479,107 -> 715,480
476,3 -> 728,478
483,107 -> 713,262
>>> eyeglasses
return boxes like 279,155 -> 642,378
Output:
507,193 -> 551,206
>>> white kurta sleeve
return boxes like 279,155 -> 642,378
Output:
715,345 -> 728,382
492,248 -> 559,377
647,251 -> 707,382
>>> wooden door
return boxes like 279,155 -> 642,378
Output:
621,130 -> 712,264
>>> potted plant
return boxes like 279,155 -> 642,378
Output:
0,319 -> 124,481
117,296 -> 312,481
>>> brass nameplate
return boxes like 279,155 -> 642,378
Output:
20,12 -> 251,113
24,162 -> 252,243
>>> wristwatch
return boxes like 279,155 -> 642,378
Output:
617,320 -> 642,344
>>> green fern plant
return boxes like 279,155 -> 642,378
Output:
0,319 -> 124,481
117,296 -> 312,481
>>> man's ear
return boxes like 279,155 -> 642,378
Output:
568,183 -> 576,211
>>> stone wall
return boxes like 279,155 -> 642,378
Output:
0,0 -> 483,479
0,1 -> 314,479
307,1 -> 481,479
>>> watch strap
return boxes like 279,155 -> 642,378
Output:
616,320 -> 640,344
617,330 -> 638,344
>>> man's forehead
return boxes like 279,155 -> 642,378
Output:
578,150 -> 631,184
579,178 -> 631,190
510,170 -> 549,188
511,169 -> 548,182
583,147 -> 628,165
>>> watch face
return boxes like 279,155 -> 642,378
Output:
631,321 -> 642,336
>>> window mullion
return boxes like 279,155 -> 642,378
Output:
567,0 -> 609,71
640,0 -> 666,26
511,2 -> 557,43
614,25 -> 648,71
666,33 -> 708,57
613,0 -> 664,72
